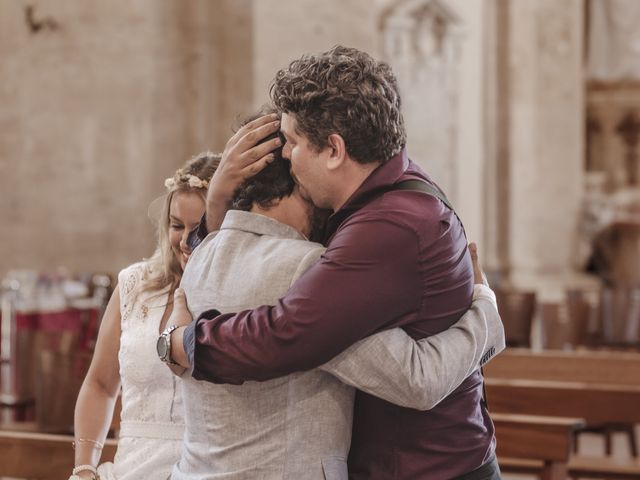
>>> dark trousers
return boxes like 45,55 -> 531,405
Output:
453,456 -> 501,480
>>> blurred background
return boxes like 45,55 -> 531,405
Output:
1,0 -> 640,477
3,0 -> 637,294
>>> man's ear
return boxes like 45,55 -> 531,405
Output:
326,134 -> 347,171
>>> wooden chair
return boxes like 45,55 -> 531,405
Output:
540,302 -> 576,350
35,351 -> 92,433
599,287 -> 640,349
566,288 -> 599,347
495,288 -> 537,347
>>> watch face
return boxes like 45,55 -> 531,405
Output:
156,335 -> 168,359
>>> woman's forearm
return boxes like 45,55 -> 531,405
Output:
73,378 -> 119,468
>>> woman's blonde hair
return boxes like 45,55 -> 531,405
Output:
140,151 -> 221,297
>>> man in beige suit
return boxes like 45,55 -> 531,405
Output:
165,126 -> 503,479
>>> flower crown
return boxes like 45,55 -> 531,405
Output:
164,171 -> 209,191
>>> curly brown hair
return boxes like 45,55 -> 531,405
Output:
270,45 -> 406,164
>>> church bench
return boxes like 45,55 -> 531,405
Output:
0,416 -> 580,480
487,378 -> 640,479
568,454 -> 640,479
0,430 -> 116,479
500,455 -> 640,479
493,413 -> 584,480
484,349 -> 640,456
483,347 -> 640,385
485,378 -> 640,425
493,412 -> 640,479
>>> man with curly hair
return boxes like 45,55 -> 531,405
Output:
169,46 -> 500,479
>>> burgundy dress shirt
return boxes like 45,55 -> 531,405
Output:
183,149 -> 495,479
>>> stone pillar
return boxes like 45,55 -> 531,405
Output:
380,0 -> 463,203
484,0 -> 586,298
377,0 -> 487,243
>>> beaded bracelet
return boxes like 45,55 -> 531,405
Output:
71,438 -> 104,450
70,464 -> 98,479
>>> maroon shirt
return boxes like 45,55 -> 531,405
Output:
184,149 -> 496,479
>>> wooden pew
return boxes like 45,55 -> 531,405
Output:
486,378 -> 640,425
0,410 -> 629,480
485,348 -> 640,455
486,378 -> 640,478
0,415 -> 582,480
483,347 -> 640,385
493,413 -> 584,480
568,455 -> 640,479
0,396 -> 120,479
0,430 -> 116,479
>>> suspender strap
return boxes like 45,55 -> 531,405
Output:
390,179 -> 455,212
390,179 -> 464,238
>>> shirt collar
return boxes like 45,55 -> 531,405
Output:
335,148 -> 408,212
323,149 -> 408,242
220,210 -> 307,241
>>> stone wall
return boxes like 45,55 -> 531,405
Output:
0,0 -> 249,277
2,0 -> 588,293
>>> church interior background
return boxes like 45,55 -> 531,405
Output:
1,0 -> 640,478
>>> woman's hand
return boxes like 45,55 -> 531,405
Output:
469,242 -> 488,286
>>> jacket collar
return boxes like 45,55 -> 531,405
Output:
221,210 -> 307,241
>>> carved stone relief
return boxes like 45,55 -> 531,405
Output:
588,0 -> 640,82
380,0 -> 463,199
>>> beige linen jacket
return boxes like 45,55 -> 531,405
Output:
171,210 -> 503,480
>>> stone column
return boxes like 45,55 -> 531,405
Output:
380,0 -> 463,204
378,0 -> 487,243
484,0 -> 587,298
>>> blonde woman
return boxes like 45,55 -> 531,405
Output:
70,153 -> 220,480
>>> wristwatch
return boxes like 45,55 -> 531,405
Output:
157,325 -> 180,365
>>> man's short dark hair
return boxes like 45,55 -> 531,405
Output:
231,110 -> 295,212
270,45 -> 406,164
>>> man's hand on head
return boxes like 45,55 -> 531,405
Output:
206,113 -> 282,231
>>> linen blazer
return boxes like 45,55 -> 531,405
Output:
172,210 -> 503,480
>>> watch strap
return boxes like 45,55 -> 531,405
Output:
159,325 -> 180,365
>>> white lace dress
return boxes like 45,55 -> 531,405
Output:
97,263 -> 185,480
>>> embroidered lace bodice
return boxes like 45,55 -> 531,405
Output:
98,262 -> 184,480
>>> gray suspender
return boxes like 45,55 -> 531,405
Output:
391,179 -> 454,210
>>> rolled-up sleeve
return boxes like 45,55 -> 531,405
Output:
182,308 -> 221,376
